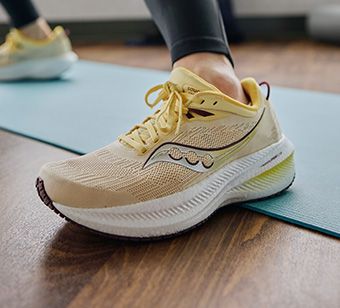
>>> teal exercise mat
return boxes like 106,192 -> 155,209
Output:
0,62 -> 164,154
1,60 -> 340,238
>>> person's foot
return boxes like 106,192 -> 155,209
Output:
173,52 -> 248,104
19,18 -> 53,40
36,67 -> 295,239
0,26 -> 77,81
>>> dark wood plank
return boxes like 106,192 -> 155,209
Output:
68,211 -> 340,308
0,131 -> 117,308
1,41 -> 340,308
232,40 -> 340,94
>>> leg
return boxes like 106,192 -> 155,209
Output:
145,0 -> 247,104
0,0 -> 51,39
218,0 -> 244,43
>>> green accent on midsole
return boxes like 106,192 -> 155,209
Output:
238,154 -> 295,192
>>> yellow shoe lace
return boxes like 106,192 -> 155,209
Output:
119,81 -> 189,154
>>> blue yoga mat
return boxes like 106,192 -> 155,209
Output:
1,60 -> 340,238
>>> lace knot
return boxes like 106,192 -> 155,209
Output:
119,81 -> 189,154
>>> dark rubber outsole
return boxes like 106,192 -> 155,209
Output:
35,175 -> 295,242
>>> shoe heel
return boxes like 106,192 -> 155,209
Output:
229,154 -> 295,201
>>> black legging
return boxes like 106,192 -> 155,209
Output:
0,0 -> 233,65
0,0 -> 39,28
145,0 -> 233,65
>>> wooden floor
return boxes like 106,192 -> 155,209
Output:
1,40 -> 340,308
75,40 -> 340,94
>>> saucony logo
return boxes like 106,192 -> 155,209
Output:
168,147 -> 214,168
143,108 -> 265,172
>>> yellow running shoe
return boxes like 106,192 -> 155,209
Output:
36,68 -> 295,239
0,26 -> 77,80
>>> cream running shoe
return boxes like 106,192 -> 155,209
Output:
0,26 -> 77,80
36,68 -> 295,239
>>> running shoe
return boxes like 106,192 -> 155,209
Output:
36,67 -> 295,239
0,26 -> 77,80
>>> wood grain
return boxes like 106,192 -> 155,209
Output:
1,41 -> 340,308
0,132 -> 117,308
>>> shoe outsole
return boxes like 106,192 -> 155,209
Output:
35,176 -> 295,242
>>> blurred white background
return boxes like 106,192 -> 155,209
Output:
0,0 -> 340,22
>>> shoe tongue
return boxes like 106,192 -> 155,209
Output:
8,29 -> 28,46
122,68 -> 223,150
169,67 -> 222,95
8,29 -> 20,41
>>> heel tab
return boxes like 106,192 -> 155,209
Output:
259,81 -> 271,100
241,77 -> 264,110
53,26 -> 66,35
52,26 -> 71,40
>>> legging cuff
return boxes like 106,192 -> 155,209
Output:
170,36 -> 234,66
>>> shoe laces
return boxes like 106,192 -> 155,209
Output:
119,81 -> 190,154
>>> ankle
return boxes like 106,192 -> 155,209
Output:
19,18 -> 52,40
173,53 -> 248,105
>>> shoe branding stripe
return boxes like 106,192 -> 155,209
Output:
143,108 -> 265,172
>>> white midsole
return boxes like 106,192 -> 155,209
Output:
54,136 -> 295,238
0,51 -> 78,80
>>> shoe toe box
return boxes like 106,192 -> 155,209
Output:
39,158 -> 139,209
